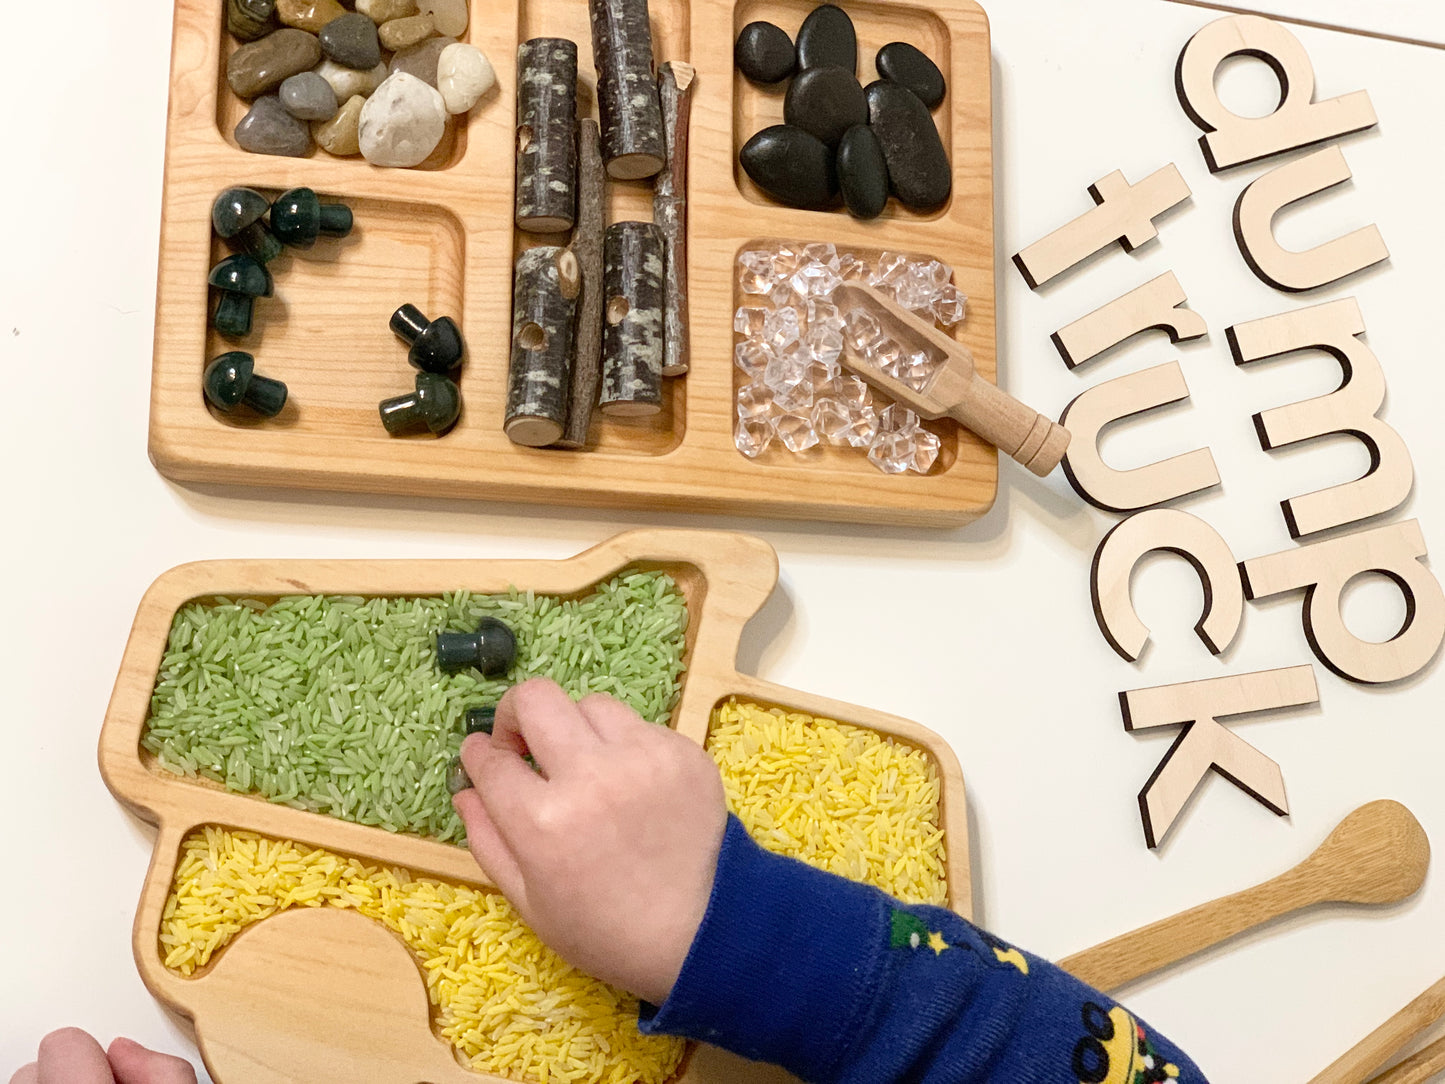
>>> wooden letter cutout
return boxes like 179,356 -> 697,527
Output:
1175,14 -> 1377,172
1052,272 -> 1208,370
1227,297 -> 1413,537
1122,666 -> 1319,848
1241,520 -> 1445,684
1012,166 -> 1192,290
1233,145 -> 1389,292
1060,361 -> 1221,513
1091,508 -> 1245,662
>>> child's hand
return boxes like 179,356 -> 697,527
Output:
452,678 -> 727,1005
10,1029 -> 197,1084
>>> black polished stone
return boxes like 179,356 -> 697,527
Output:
783,66 -> 866,148
390,303 -> 464,373
436,617 -> 517,676
208,255 -> 274,337
864,80 -> 951,210
836,124 -> 888,219
739,124 -> 838,210
270,186 -> 354,248
735,21 -> 795,84
319,12 -> 381,70
876,42 -> 945,109
795,4 -> 856,73
465,705 -> 497,734
379,371 -> 461,434
203,351 -> 288,416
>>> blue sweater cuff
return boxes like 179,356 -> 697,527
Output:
638,814 -> 884,1079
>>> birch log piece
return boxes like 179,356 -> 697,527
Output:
655,61 -> 695,378
557,120 -> 606,449
600,221 -> 665,415
506,246 -> 581,446
515,38 -> 578,232
588,0 -> 665,179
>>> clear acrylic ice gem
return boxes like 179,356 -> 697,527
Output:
812,397 -> 853,444
867,429 -> 915,474
772,243 -> 804,276
910,427 -> 941,473
842,406 -> 879,448
736,382 -> 772,420
803,324 -> 843,368
801,241 -> 840,270
735,415 -> 773,458
899,348 -> 939,391
734,305 -> 770,338
878,402 -> 920,435
773,410 -> 820,453
762,306 -> 801,351
932,285 -> 967,327
737,249 -> 777,295
837,252 -> 869,282
868,251 -> 908,292
734,339 -> 774,379
843,308 -> 883,353
764,342 -> 809,393
805,299 -> 844,332
773,376 -> 814,413
790,261 -> 843,300
894,264 -> 939,313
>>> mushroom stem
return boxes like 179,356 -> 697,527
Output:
214,294 -> 256,338
390,303 -> 429,344
242,374 -> 289,416
319,204 -> 353,237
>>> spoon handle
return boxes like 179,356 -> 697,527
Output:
1058,871 -> 1307,992
1308,974 -> 1445,1084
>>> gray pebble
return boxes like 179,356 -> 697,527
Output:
235,95 -> 313,156
389,35 -> 455,87
279,71 -> 339,120
320,12 -> 382,69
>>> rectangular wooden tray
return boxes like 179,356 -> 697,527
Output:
149,0 -> 997,525
99,529 -> 971,1084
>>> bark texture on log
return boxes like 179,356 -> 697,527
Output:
587,0 -> 665,179
515,38 -> 578,233
506,246 -> 580,446
557,119 -> 607,449
655,61 -> 695,377
600,221 -> 665,416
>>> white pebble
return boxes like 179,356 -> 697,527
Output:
437,42 -> 495,114
359,71 -> 447,167
419,0 -> 468,36
316,59 -> 389,102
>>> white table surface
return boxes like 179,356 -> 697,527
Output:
4,1 -> 1445,1079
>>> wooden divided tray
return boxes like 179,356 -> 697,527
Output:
149,0 -> 997,524
99,529 -> 971,1083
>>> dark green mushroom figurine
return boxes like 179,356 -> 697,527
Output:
212,187 -> 283,264
208,254 -> 274,338
203,351 -> 288,417
390,303 -> 464,373
436,617 -> 517,677
378,371 -> 461,435
270,187 -> 354,249
445,755 -> 473,795
464,705 -> 497,735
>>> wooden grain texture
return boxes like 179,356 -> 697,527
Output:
1060,800 -> 1428,992
1309,973 -> 1445,1084
834,283 -> 1069,476
1050,271 -> 1207,370
98,529 -> 972,1084
148,0 -> 998,525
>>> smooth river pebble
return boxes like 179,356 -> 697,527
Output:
379,12 -> 435,50
227,0 -> 280,42
320,12 -> 383,69
876,41 -> 945,110
740,124 -> 837,210
315,57 -> 387,100
227,28 -> 322,98
864,80 -> 950,209
314,93 -> 364,154
437,42 -> 495,113
784,65 -> 865,147
276,0 -> 345,32
279,70 -> 338,120
419,0 -> 468,37
359,71 -> 447,166
734,21 -> 794,84
795,4 -> 856,73
388,35 -> 455,86
357,0 -> 417,21
836,124 -> 888,219
235,94 -> 312,156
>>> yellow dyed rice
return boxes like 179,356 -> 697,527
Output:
707,698 -> 948,906
161,828 -> 685,1084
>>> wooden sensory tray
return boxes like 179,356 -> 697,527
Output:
99,528 -> 971,1084
148,0 -> 997,525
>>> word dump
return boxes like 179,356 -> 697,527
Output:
1014,15 -> 1445,848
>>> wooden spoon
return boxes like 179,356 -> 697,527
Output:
188,906 -> 479,1084
834,281 -> 1072,476
1059,800 -> 1429,992
1308,973 -> 1445,1084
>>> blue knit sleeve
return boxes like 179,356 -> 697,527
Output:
639,815 -> 1207,1084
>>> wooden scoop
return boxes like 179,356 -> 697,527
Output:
1059,800 -> 1429,993
833,282 -> 1071,476
189,907 -> 478,1084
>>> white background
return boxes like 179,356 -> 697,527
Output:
4,0 -> 1445,1079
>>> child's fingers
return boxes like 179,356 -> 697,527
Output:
575,693 -> 649,741
460,732 -> 546,843
106,1038 -> 197,1084
10,1063 -> 38,1084
452,788 -> 528,907
494,678 -> 599,771
36,1028 -> 114,1083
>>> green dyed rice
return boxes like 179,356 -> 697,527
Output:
142,571 -> 689,843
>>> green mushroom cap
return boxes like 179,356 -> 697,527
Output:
212,187 -> 272,238
203,351 -> 256,409
208,254 -> 274,298
415,372 -> 461,431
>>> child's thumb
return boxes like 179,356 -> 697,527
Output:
106,1038 -> 197,1084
